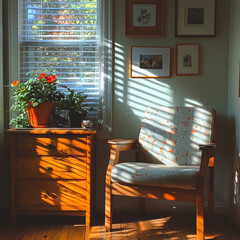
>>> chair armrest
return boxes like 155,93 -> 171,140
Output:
199,143 -> 216,150
106,139 -> 139,184
107,138 -> 138,166
108,138 -> 138,144
198,143 -> 216,178
108,138 -> 138,146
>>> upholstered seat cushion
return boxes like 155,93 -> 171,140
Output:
111,162 -> 200,190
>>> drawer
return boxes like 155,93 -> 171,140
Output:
16,135 -> 89,156
17,156 -> 87,179
17,181 -> 86,211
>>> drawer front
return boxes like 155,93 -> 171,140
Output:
16,135 -> 89,156
17,181 -> 86,211
17,156 -> 87,180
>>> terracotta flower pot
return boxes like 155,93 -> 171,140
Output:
26,102 -> 54,128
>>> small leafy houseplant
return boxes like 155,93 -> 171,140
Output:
56,87 -> 88,127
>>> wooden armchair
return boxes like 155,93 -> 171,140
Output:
105,106 -> 216,240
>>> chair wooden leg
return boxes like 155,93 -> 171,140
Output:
208,167 -> 214,218
196,182 -> 204,240
105,181 -> 112,231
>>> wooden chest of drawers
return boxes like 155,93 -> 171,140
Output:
8,128 -> 96,226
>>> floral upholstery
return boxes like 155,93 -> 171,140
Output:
111,162 -> 199,190
111,106 -> 214,189
138,106 -> 214,166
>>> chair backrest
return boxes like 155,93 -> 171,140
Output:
138,106 -> 215,166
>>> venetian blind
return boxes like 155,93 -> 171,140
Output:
19,0 -> 101,120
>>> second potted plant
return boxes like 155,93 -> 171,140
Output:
56,87 -> 88,127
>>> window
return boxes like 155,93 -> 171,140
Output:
17,0 -> 111,126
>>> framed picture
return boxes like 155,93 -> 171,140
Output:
130,46 -> 171,78
125,0 -> 163,37
175,44 -> 200,76
175,0 -> 216,37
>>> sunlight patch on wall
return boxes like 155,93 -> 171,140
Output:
115,79 -> 124,101
114,43 -> 125,102
114,42 -> 173,119
184,98 -> 203,107
127,78 -> 173,118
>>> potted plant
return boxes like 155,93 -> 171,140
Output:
56,87 -> 88,127
10,70 -> 64,128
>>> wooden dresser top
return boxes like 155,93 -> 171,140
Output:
7,128 -> 97,135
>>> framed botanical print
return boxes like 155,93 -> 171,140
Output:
175,0 -> 216,37
125,0 -> 164,37
175,44 -> 200,76
130,46 -> 171,78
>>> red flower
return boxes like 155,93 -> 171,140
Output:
46,75 -> 56,83
38,73 -> 46,80
12,80 -> 20,86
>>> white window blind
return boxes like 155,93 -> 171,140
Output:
19,0 -> 102,121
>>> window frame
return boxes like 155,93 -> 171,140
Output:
7,0 -> 112,137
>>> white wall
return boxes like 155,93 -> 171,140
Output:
0,1 -> 4,160
0,0 -> 3,134
227,0 -> 240,228
106,0 -> 230,214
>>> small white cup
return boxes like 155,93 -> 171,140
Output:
82,120 -> 92,128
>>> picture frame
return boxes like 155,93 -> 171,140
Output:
130,46 -> 171,78
175,44 -> 200,76
125,0 -> 163,37
175,0 -> 216,37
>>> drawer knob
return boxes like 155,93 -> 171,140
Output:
47,167 -> 53,172
46,143 -> 55,149
46,191 -> 57,199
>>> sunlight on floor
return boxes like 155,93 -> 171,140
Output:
87,216 -> 229,240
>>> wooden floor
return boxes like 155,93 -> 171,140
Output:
0,214 -> 239,240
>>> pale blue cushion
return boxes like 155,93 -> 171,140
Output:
111,162 -> 200,190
